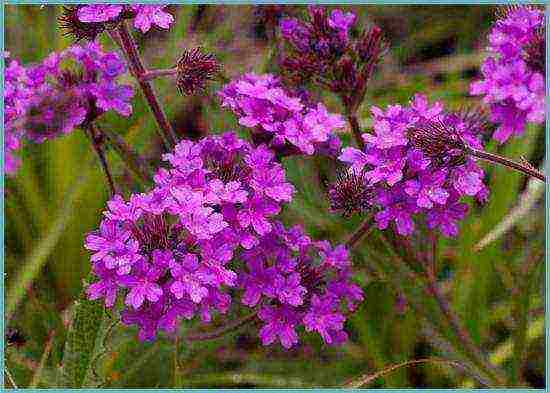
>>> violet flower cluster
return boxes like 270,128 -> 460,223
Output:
4,43 -> 133,175
85,132 -> 295,341
337,94 -> 488,237
77,4 -> 174,33
470,6 -> 545,143
240,221 -> 363,348
85,131 -> 362,346
220,73 -> 345,157
279,6 -> 386,113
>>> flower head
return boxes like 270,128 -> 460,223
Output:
76,4 -> 174,33
279,7 -> 387,113
58,6 -> 106,42
4,43 -> 133,171
240,222 -> 363,348
470,6 -> 545,143
335,94 -> 488,237
85,133 -> 295,341
220,73 -> 345,157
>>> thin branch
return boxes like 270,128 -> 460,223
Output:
345,214 -> 375,249
29,331 -> 55,388
114,22 -> 177,150
185,311 -> 258,342
344,357 -> 485,388
94,124 -> 153,184
86,125 -> 118,196
467,147 -> 545,182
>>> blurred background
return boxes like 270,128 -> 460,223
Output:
4,5 -> 545,388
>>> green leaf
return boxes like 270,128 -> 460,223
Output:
59,282 -> 106,388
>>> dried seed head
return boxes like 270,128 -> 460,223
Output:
176,48 -> 221,96
407,120 -> 467,168
523,26 -> 545,75
58,6 -> 105,42
328,170 -> 373,217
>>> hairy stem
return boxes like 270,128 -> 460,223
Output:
115,22 -> 177,149
86,125 -> 118,196
467,147 -> 545,182
347,113 -> 366,151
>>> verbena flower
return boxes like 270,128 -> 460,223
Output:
4,43 -> 133,175
470,6 -> 545,143
279,6 -> 387,114
85,132 -> 295,341
336,94 -> 488,237
77,4 -> 174,33
240,222 -> 363,348
220,72 -> 345,157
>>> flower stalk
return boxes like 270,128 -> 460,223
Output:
85,124 -> 118,196
114,21 -> 177,150
466,147 -> 545,182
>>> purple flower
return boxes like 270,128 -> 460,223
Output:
85,133 -> 296,341
220,73 -> 345,157
278,7 -> 386,114
4,43 -> 133,175
131,5 -> 175,33
77,5 -> 124,23
77,5 -> 174,33
303,294 -> 347,345
239,221 -> 363,347
334,94 -> 488,237
470,6 -> 545,143
258,305 -> 300,349
328,9 -> 356,33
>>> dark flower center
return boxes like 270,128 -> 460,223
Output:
328,170 -> 372,217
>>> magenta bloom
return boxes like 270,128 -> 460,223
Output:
337,94 -> 488,237
85,132 -> 295,341
240,222 -> 363,348
77,4 -> 174,33
470,6 -> 545,143
4,43 -> 133,175
220,73 -> 345,157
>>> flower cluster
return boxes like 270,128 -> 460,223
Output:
240,221 -> 363,348
85,132 -> 296,341
335,94 -> 488,237
279,6 -> 387,113
470,6 -> 545,143
4,43 -> 133,175
220,73 -> 345,157
76,4 -> 174,34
